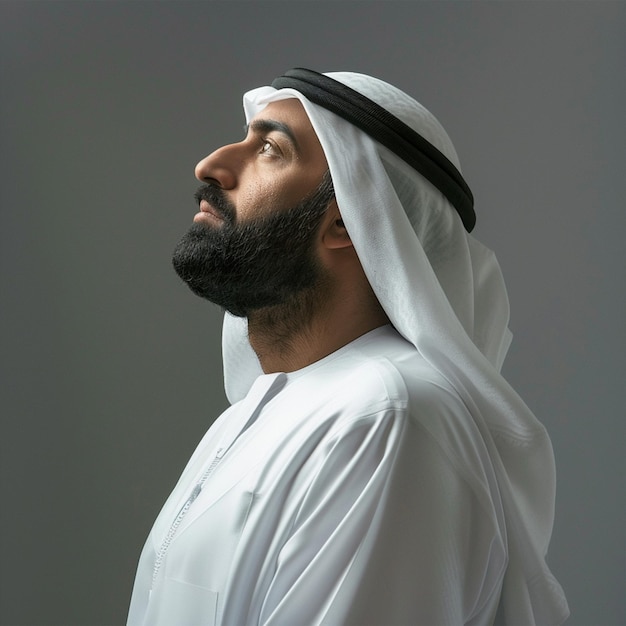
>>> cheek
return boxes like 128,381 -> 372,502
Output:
238,184 -> 274,220
238,179 -> 296,220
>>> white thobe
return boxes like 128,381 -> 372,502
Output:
128,326 -> 507,625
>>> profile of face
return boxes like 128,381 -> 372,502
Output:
172,99 -> 336,318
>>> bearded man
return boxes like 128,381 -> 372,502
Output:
127,69 -> 568,625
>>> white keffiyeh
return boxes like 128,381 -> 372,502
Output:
222,72 -> 569,625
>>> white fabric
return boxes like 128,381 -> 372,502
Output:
128,327 -> 510,625
221,72 -> 569,624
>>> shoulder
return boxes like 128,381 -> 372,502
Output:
336,328 -> 498,484
283,327 -> 458,437
277,326 -> 490,473
339,325 -> 464,422
288,325 -> 466,419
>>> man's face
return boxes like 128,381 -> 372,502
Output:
172,99 -> 335,318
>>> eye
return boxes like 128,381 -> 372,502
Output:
259,139 -> 281,157
260,140 -> 273,153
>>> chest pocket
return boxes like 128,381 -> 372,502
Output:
144,577 -> 218,626
154,489 -> 258,603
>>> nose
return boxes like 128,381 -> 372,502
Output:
194,143 -> 240,189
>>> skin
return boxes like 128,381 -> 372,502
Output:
194,98 -> 389,374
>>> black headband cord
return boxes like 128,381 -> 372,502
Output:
271,68 -> 476,232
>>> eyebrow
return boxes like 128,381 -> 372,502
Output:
245,118 -> 301,153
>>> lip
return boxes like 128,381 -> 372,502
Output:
200,199 -> 223,218
194,199 -> 224,224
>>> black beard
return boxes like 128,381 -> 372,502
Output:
171,171 -> 335,318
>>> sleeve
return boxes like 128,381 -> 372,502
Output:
257,401 -> 506,626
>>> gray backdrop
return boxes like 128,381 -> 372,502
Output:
1,1 -> 624,624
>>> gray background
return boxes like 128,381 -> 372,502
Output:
1,1 -> 624,624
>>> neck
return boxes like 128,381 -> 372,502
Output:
247,276 -> 389,374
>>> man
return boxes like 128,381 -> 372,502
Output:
128,69 -> 568,625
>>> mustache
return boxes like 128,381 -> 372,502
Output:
194,184 -> 236,222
